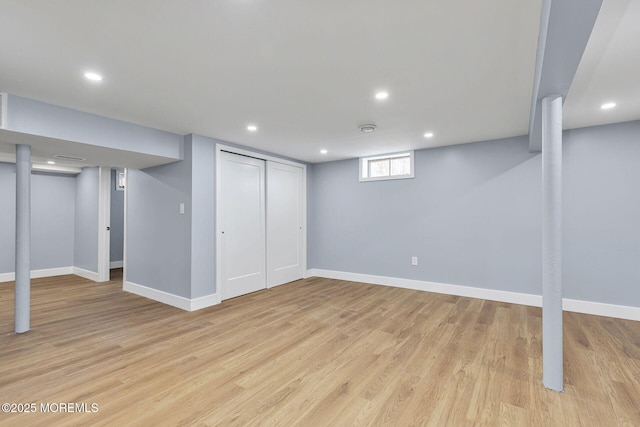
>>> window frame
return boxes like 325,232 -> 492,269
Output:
359,150 -> 415,182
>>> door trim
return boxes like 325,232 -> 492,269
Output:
97,166 -> 111,282
215,144 -> 307,300
122,168 -> 128,284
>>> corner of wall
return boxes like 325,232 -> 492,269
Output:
123,280 -> 220,311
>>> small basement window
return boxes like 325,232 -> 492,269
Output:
359,150 -> 414,182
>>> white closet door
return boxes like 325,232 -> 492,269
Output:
267,161 -> 304,287
219,151 -> 266,300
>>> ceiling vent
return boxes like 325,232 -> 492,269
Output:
359,124 -> 377,133
54,154 -> 86,162
0,93 -> 7,129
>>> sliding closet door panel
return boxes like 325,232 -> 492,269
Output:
267,161 -> 304,287
220,151 -> 266,300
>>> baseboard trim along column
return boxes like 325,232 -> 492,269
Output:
124,281 -> 221,311
0,267 -> 75,283
305,269 -> 640,322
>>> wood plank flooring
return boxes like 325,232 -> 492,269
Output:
1,270 -> 639,426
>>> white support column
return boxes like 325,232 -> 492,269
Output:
15,144 -> 31,334
542,95 -> 563,392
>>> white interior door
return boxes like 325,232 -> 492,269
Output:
267,161 -> 304,287
219,151 -> 266,300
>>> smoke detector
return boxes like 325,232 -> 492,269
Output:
359,124 -> 377,133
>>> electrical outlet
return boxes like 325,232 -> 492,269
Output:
179,203 -> 185,214
411,256 -> 418,266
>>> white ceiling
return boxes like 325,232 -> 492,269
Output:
0,0 -> 637,166
564,0 -> 640,130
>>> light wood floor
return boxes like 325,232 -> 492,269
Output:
1,271 -> 639,426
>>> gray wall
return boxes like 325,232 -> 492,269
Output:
126,149 -> 192,298
563,121 -> 640,307
0,162 -> 17,273
110,169 -> 125,263
310,121 -> 640,308
309,136 -> 543,295
74,167 -> 99,272
0,162 -> 76,273
190,135 -> 216,298
32,171 -> 76,270
7,95 -> 183,160
125,134 -> 214,299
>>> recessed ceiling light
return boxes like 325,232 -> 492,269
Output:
375,91 -> 389,100
600,102 -> 616,110
47,160 -> 56,165
320,149 -> 328,154
359,124 -> 377,133
424,132 -> 434,138
84,72 -> 103,81
247,124 -> 257,132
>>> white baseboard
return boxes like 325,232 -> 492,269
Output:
72,267 -> 100,282
191,293 -> 222,311
562,298 -> 640,321
306,269 -> 640,322
0,266 -> 74,283
124,281 -> 220,312
110,261 -> 123,269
